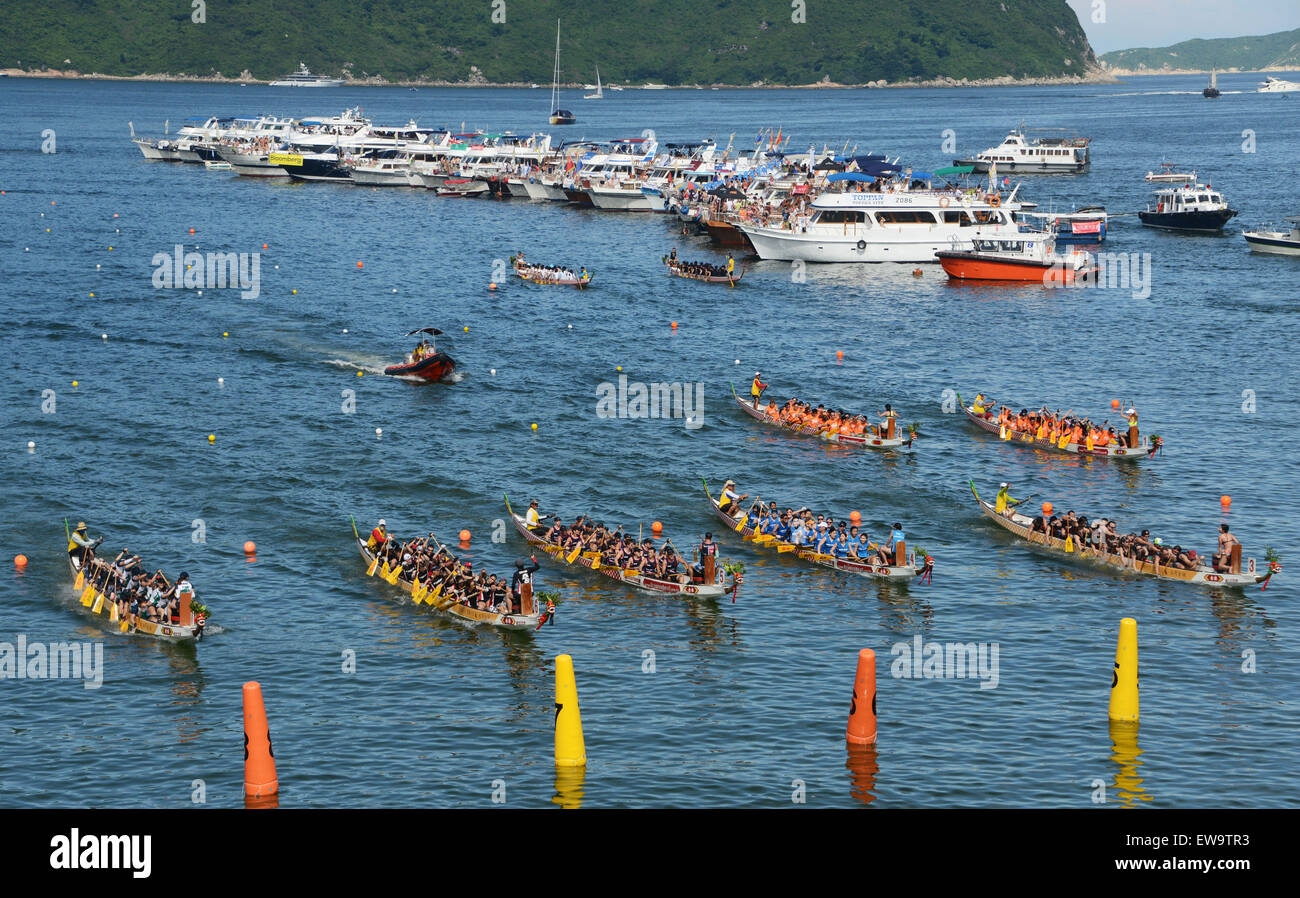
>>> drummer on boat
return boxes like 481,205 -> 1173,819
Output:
994,483 -> 1022,517
717,479 -> 749,517
750,372 -> 767,408
68,521 -> 103,563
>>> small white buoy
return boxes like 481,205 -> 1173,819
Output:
391,288 -> 397,293
567,324 -> 573,329
115,229 -> 119,234
218,377 -> 224,386
27,441 -> 36,452
734,359 -> 740,365
490,368 -> 496,375
342,329 -> 348,334
375,428 -> 383,438
197,289 -> 203,296
274,264 -> 279,270
101,333 -> 108,340
25,247 -> 29,252
96,264 -> 101,270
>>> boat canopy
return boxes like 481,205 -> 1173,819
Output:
826,172 -> 875,183
403,327 -> 445,337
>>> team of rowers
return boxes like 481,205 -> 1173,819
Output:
716,482 -> 907,565
67,523 -> 201,629
750,375 -> 901,440
993,484 -> 1244,573
368,521 -> 544,617
970,394 -> 1141,449
521,500 -> 720,584
511,252 -> 590,283
664,248 -> 738,279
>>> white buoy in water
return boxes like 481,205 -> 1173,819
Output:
28,440 -> 36,450
342,329 -> 348,334
490,368 -> 496,375
375,428 -> 383,438
197,289 -> 203,295
96,264 -> 101,270
734,359 -> 740,365
101,333 -> 108,340
218,377 -> 224,386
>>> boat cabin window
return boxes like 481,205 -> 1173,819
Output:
971,210 -> 1004,224
874,210 -> 937,225
943,210 -> 975,225
816,210 -> 866,224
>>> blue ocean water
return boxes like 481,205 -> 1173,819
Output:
0,72 -> 1297,808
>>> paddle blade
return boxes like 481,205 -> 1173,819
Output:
80,586 -> 94,607
565,545 -> 582,564
92,592 -> 104,614
109,601 -> 119,623
777,544 -> 797,554
385,565 -> 402,585
119,618 -> 130,632
74,570 -> 85,591
379,560 -> 391,579
367,556 -> 380,576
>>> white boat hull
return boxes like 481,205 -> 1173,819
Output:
588,186 -> 655,211
739,222 -> 1024,263
350,167 -> 412,187
1244,233 -> 1300,255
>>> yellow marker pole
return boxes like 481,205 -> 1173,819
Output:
554,654 -> 586,767
1108,617 -> 1139,722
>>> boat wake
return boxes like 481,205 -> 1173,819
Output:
323,358 -> 389,376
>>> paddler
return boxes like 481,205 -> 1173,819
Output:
68,521 -> 103,563
718,480 -> 748,516
750,372 -> 767,408
693,532 -> 718,582
369,519 -> 387,549
994,483 -> 1022,517
525,499 -> 544,531
1212,524 -> 1240,573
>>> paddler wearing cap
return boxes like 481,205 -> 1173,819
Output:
717,479 -> 749,517
995,483 -> 1022,516
750,372 -> 767,407
369,519 -> 387,549
524,499 -> 544,531
67,521 -> 103,563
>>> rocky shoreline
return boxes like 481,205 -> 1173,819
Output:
1,67 -> 1119,89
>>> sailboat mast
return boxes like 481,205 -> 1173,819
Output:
550,18 -> 561,113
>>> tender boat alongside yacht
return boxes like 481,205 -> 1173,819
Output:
937,230 -> 1097,283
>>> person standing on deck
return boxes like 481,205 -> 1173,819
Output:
750,372 -> 767,408
726,254 -> 735,277
1212,524 -> 1240,573
694,533 -> 717,579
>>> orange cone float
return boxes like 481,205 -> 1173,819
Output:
846,648 -> 877,745
242,681 -> 278,799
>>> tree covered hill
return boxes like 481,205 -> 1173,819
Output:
0,0 -> 1099,85
1100,28 -> 1300,73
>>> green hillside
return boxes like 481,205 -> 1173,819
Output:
0,0 -> 1098,84
1100,27 -> 1300,72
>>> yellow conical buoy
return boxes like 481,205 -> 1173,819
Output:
1108,617 -> 1139,722
554,654 -> 586,767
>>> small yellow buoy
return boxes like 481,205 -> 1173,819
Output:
208,434 -> 216,443
72,381 -> 78,387
292,289 -> 298,294
356,371 -> 363,377
463,326 -> 469,332
222,332 -> 228,338
531,423 -> 538,431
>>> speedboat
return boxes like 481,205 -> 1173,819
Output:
937,230 -> 1097,283
1258,76 -> 1299,93
1144,163 -> 1196,183
1243,217 -> 1300,255
1138,182 -> 1238,232
384,328 -> 456,381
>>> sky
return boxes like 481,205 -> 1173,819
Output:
1065,0 -> 1300,54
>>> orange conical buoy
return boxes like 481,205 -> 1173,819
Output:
846,649 -> 877,745
242,681 -> 278,799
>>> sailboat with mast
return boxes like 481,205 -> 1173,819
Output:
1203,69 -> 1220,98
585,67 -> 603,100
549,19 -> 576,125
